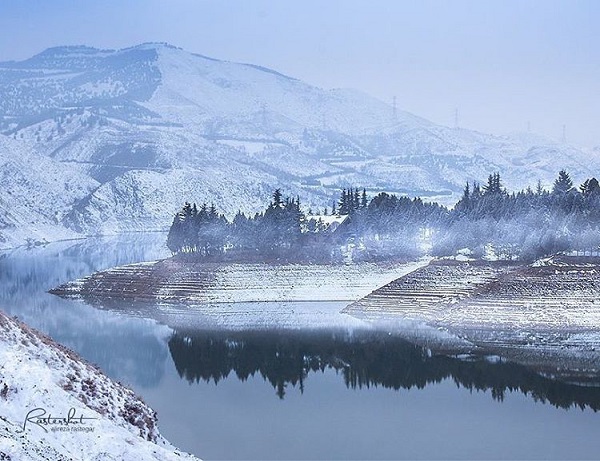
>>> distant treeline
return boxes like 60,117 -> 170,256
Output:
166,170 -> 600,262
437,171 -> 600,260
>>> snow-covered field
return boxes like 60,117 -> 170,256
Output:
0,311 -> 199,460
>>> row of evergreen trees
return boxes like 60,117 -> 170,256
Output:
335,188 -> 368,215
167,170 -> 600,262
436,170 -> 600,259
167,189 -> 304,258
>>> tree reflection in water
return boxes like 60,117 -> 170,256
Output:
169,328 -> 600,409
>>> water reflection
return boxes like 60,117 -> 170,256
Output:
168,328 -> 600,409
0,234 -> 169,294
3,236 -> 600,459
0,234 -> 172,388
3,235 -> 600,410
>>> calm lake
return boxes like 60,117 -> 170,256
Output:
1,234 -> 599,460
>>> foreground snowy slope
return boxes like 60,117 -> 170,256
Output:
0,311 -> 198,460
0,43 -> 597,247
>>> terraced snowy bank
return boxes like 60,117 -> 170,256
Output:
344,256 -> 600,361
48,255 -> 600,369
50,258 -> 428,304
0,311 -> 199,461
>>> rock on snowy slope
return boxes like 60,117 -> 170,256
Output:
0,310 -> 199,460
0,43 -> 597,245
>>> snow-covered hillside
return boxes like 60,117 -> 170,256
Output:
0,134 -> 98,248
0,311 -> 198,460
0,43 -> 597,247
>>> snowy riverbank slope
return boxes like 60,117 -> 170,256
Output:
48,259 -> 431,330
0,310 -> 199,461
51,258 -> 429,305
344,257 -> 600,355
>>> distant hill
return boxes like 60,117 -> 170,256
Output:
0,43 -> 596,247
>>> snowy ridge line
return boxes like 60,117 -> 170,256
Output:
0,310 -> 199,460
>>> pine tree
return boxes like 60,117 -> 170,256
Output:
182,202 -> 192,217
361,188 -> 368,208
483,173 -> 503,195
536,179 -> 544,195
166,206 -> 186,253
456,182 -> 470,213
580,178 -> 600,198
272,189 -> 283,208
552,170 -> 573,195
462,182 -> 470,201
472,182 -> 482,200
338,189 -> 349,215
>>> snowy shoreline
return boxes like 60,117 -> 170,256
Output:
0,230 -> 169,253
345,256 -> 600,368
0,310 -> 199,460
50,258 -> 430,305
47,255 -> 600,372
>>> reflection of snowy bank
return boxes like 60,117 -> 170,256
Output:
0,311 -> 198,460
344,257 -> 600,371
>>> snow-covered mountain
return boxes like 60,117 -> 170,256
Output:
0,43 -> 597,247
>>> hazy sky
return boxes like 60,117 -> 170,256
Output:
1,0 -> 598,146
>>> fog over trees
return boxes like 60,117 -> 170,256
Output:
167,170 -> 600,263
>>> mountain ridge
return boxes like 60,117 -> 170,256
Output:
0,43 -> 597,248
